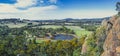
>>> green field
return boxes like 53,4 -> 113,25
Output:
36,38 -> 56,43
0,23 -> 27,28
0,23 -> 91,37
65,26 -> 91,37
36,39 -> 44,43
40,25 -> 62,29
39,25 -> 91,37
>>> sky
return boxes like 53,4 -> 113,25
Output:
0,0 -> 119,20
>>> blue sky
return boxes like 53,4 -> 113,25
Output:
0,0 -> 119,20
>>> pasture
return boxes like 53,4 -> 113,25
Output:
39,25 -> 91,37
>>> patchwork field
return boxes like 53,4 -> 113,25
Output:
0,23 -> 27,28
39,25 -> 91,37
0,23 -> 91,37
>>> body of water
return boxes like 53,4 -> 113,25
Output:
54,34 -> 74,40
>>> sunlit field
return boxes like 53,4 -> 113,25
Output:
0,23 -> 27,28
39,25 -> 91,37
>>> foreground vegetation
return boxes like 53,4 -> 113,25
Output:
0,22 -> 102,56
0,23 -> 103,56
0,36 -> 86,56
0,25 -> 86,56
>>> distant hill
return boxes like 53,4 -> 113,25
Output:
0,17 -> 110,26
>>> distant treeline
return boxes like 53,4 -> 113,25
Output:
0,17 -> 110,26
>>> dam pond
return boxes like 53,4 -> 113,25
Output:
53,34 -> 74,40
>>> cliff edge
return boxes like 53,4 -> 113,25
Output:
101,15 -> 120,56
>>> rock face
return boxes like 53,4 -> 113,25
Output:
101,15 -> 120,56
81,15 -> 120,56
101,2 -> 120,56
81,2 -> 120,56
81,38 -> 88,54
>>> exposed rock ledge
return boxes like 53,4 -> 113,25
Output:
101,15 -> 120,56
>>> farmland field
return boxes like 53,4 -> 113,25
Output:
40,25 -> 62,29
0,23 -> 27,28
0,23 -> 91,37
39,25 -> 91,37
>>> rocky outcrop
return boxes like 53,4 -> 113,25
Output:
81,15 -> 120,56
101,15 -> 120,56
81,38 -> 88,54
81,2 -> 120,56
102,4 -> 120,56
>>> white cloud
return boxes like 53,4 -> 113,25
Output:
0,0 -> 58,20
0,4 -> 19,13
26,5 -> 57,13
0,3 -> 57,13
15,0 -> 37,8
